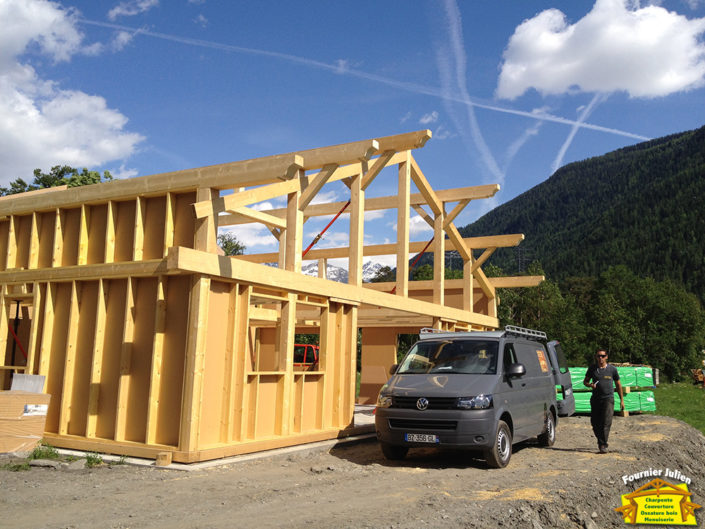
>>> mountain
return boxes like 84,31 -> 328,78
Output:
459,124 -> 705,300
299,260 -> 385,283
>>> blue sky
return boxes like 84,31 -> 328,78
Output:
3,0 -> 705,267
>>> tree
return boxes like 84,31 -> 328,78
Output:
1,165 -> 113,195
217,232 -> 246,256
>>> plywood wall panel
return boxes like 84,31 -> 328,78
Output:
87,204 -> 108,265
143,196 -> 166,260
173,192 -> 196,249
114,200 -> 136,262
44,282 -> 71,433
124,277 -> 158,443
14,215 -> 33,269
60,208 -> 81,267
67,281 -> 99,436
153,275 -> 189,446
37,212 -> 55,268
200,280 -> 231,447
94,278 -> 127,440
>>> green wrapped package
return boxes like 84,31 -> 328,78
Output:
635,366 -> 655,387
569,367 -> 588,390
639,391 -> 656,411
616,391 -> 640,412
575,392 -> 592,413
616,366 -> 637,387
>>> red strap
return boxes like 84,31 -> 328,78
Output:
302,200 -> 351,258
8,324 -> 28,360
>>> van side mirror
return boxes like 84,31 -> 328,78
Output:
506,362 -> 526,378
389,364 -> 398,376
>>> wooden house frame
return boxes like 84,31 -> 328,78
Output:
0,130 -> 541,462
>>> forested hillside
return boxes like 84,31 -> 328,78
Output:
459,125 -> 705,302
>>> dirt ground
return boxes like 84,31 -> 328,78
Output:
1,414 -> 704,529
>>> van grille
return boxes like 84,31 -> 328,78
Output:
392,396 -> 458,409
389,418 -> 458,430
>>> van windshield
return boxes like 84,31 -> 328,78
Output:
397,340 -> 498,375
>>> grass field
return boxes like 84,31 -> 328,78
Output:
651,382 -> 705,435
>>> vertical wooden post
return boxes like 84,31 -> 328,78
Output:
104,201 -> 116,263
463,258 -> 474,312
397,153 -> 410,297
52,209 -> 63,268
146,276 -> 167,445
179,276 -> 210,453
78,205 -> 89,265
278,293 -> 296,435
194,188 -> 218,253
283,175 -> 303,272
25,282 -> 43,373
37,283 -> 56,389
229,284 -> 251,442
59,281 -> 80,435
28,213 -> 40,269
433,209 -> 445,306
133,197 -> 145,261
317,258 -> 327,279
86,279 -> 107,438
349,173 -> 364,287
163,192 -> 175,257
6,216 -> 17,270
115,277 -> 135,441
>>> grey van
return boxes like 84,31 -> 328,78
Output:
375,326 -> 572,468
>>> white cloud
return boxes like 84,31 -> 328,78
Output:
419,111 -> 439,124
220,224 -> 277,252
390,215 -> 434,236
400,111 -> 412,124
194,14 -> 208,28
111,30 -> 135,51
108,0 -> 159,21
0,0 -> 143,184
497,0 -> 705,99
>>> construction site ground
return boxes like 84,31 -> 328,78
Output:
2,412 -> 705,529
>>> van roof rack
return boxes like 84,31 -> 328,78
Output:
420,327 -> 446,334
504,325 -> 547,340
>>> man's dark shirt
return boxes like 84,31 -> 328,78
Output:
584,364 -> 620,400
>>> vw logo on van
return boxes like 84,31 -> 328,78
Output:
416,397 -> 429,410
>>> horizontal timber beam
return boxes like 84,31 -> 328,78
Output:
0,155 -> 304,217
0,259 -> 172,283
167,246 -> 498,328
234,234 -> 524,263
218,184 -> 501,226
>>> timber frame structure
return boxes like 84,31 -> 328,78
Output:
0,130 -> 542,462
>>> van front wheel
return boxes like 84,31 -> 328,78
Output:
485,420 -> 512,468
380,442 -> 408,460
538,411 -> 555,447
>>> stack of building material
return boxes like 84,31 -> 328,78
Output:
563,365 -> 657,415
0,391 -> 50,454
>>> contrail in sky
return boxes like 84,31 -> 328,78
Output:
78,18 -> 651,142
552,93 -> 608,173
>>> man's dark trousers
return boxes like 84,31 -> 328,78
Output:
590,396 -> 614,447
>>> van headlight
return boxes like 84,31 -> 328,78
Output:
377,393 -> 393,408
457,394 -> 493,409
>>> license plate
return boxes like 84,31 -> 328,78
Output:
405,433 -> 439,443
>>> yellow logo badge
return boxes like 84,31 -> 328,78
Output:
615,478 -> 701,525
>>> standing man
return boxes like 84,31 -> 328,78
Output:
583,349 -> 625,453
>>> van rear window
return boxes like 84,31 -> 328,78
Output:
397,340 -> 498,375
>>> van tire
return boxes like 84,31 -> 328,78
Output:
538,411 -> 556,447
380,442 -> 408,460
485,420 -> 512,468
